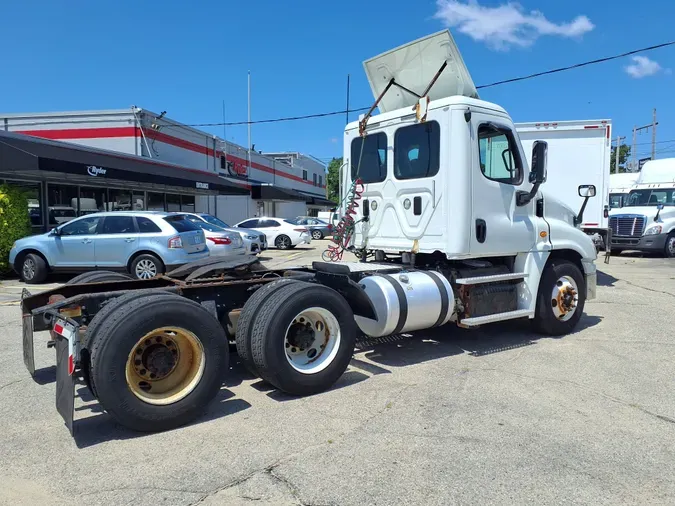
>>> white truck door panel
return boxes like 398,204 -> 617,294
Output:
350,113 -> 446,252
471,115 -> 536,255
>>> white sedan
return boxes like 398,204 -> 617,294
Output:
189,220 -> 247,257
233,217 -> 311,250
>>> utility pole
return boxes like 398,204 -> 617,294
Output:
651,108 -> 657,160
614,135 -> 626,173
346,74 -> 351,125
632,126 -> 637,172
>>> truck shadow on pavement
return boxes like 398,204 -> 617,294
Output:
70,386 -> 251,449
597,269 -> 619,287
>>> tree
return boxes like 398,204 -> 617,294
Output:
0,184 -> 31,274
326,157 -> 343,204
610,144 -> 632,173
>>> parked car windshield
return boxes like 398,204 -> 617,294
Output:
164,215 -> 201,232
625,189 -> 675,207
200,214 -> 231,229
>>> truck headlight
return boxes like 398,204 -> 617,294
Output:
644,225 -> 662,235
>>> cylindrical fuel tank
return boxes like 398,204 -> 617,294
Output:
354,270 -> 455,338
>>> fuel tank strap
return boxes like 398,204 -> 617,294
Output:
376,274 -> 408,335
418,271 -> 450,327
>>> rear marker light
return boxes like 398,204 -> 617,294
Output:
168,236 -> 183,249
208,237 -> 232,245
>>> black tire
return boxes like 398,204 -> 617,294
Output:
311,230 -> 323,240
250,282 -> 357,396
664,232 -> 675,258
275,235 -> 292,250
533,259 -> 586,336
82,290 -> 181,398
21,253 -> 48,284
235,278 -> 301,375
88,293 -> 229,432
130,253 -> 164,280
67,271 -> 132,285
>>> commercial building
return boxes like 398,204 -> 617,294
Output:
0,107 -> 334,229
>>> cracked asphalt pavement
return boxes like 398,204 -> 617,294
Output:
1,249 -> 674,505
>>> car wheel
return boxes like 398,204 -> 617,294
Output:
664,232 -> 675,258
311,230 -> 323,240
131,254 -> 164,280
275,235 -> 292,250
21,253 -> 48,284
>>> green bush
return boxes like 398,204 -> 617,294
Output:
0,184 -> 32,273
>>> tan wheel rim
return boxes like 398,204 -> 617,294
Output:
125,327 -> 205,405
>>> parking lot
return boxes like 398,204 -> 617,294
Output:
1,246 -> 674,505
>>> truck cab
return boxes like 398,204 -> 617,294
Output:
609,159 -> 675,257
609,172 -> 640,209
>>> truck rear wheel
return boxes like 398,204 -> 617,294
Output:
533,260 -> 586,336
88,293 -> 228,432
235,278 -> 301,375
250,282 -> 357,396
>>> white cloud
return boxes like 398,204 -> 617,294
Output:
434,0 -> 594,50
330,137 -> 339,144
624,56 -> 662,78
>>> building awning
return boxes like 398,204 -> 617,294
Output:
295,190 -> 336,207
0,130 -> 249,195
250,184 -> 308,202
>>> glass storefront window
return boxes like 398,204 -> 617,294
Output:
181,194 -> 195,213
148,192 -> 165,211
6,180 -> 43,231
132,191 -> 145,211
47,184 -> 78,226
108,189 -> 133,211
79,187 -> 106,216
166,193 -> 181,212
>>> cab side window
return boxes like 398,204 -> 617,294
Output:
394,121 -> 440,180
478,124 -> 523,185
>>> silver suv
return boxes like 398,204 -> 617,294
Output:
9,211 -> 209,283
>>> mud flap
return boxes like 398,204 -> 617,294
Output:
22,314 -> 35,376
55,333 -> 76,436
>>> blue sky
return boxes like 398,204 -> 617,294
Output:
2,0 -> 674,164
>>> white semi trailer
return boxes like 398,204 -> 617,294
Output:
22,30 -> 597,436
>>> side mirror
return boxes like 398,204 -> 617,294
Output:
529,141 -> 548,185
578,185 -> 597,198
657,203 -> 665,211
655,203 -> 665,221
50,227 -> 61,236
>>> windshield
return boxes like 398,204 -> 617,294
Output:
186,216 -> 226,232
625,189 -> 675,207
609,193 -> 624,209
200,214 -> 230,229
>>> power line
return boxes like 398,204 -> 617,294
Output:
179,39 -> 675,128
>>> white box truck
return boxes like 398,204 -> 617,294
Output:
516,120 -> 611,250
609,172 -> 640,209
609,158 -> 675,257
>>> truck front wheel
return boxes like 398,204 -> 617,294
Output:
664,232 -> 675,258
533,260 -> 586,336
88,293 -> 228,432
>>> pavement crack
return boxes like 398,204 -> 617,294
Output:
620,279 -> 675,298
0,379 -> 23,391
267,467 -> 307,506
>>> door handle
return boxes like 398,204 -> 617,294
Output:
125,238 -> 135,243
475,219 -> 487,244
81,239 -> 92,244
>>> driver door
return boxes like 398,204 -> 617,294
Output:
52,215 -> 101,267
470,117 -> 537,255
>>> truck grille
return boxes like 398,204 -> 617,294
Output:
609,216 -> 645,237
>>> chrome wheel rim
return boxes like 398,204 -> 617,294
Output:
277,236 -> 291,249
551,275 -> 579,321
668,237 -> 675,256
312,231 -> 322,240
22,258 -> 35,280
135,259 -> 158,279
284,307 -> 341,374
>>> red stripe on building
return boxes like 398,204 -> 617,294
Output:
17,126 -> 327,190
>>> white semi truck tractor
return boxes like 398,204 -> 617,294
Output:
21,30 -> 597,436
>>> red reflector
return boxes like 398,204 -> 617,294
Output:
208,236 -> 232,245
294,228 -> 308,232
68,354 -> 75,375
585,223 -> 599,226
584,125 -> 600,129
53,323 -> 64,335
